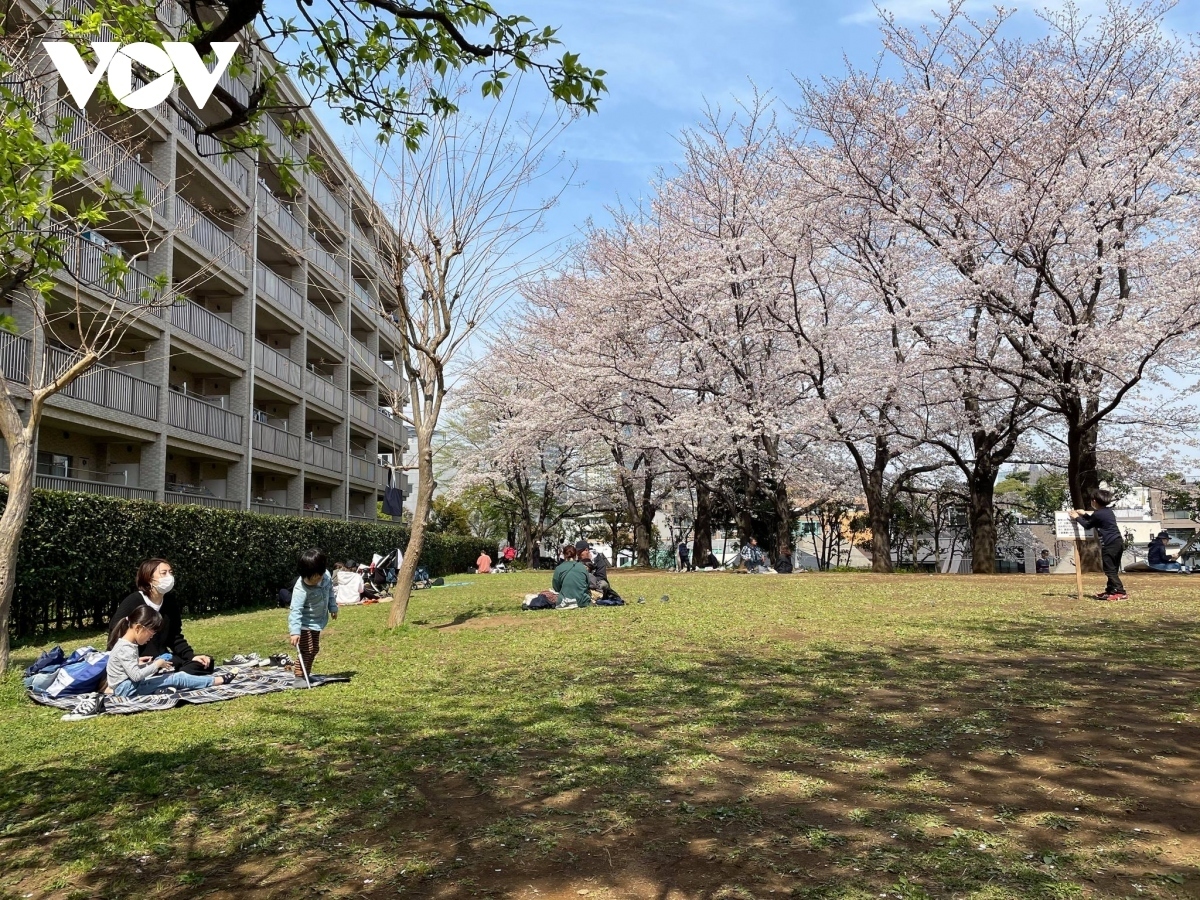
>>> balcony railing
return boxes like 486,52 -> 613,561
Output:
253,420 -> 301,461
306,303 -> 343,348
352,280 -> 374,313
164,491 -> 241,510
303,508 -> 340,519
349,513 -> 377,523
167,390 -> 243,443
259,189 -> 305,249
307,239 -> 347,284
349,337 -> 377,374
175,112 -> 249,196
176,196 -> 247,273
46,346 -> 158,419
63,235 -> 165,305
305,368 -> 343,409
0,333 -> 30,384
35,473 -> 155,501
252,501 -> 300,516
218,69 -> 250,108
304,439 -> 343,472
260,116 -> 297,161
254,340 -> 302,389
167,300 -> 246,359
57,102 -> 167,215
349,453 -> 376,483
349,394 -> 377,428
375,359 -> 403,393
305,172 -> 347,226
256,264 -> 304,320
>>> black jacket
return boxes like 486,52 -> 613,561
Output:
1149,539 -> 1173,566
108,592 -> 196,663
1077,508 -> 1123,548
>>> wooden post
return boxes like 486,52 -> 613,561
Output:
1073,539 -> 1086,602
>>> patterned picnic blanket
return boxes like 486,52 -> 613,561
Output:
29,667 -> 350,717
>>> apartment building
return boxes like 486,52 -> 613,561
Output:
0,0 -> 409,520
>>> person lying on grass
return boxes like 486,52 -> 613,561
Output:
106,605 -> 234,698
288,548 -> 338,687
108,558 -> 216,675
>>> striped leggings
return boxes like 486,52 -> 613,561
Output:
295,629 -> 320,679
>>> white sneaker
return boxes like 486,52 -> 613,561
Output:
62,694 -> 104,721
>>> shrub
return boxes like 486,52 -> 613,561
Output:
2,489 -> 493,637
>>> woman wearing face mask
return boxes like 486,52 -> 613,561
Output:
106,559 -> 215,676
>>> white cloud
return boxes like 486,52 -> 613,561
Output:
840,0 -> 1109,26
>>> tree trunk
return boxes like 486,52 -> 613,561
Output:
692,477 -> 713,564
968,464 -> 999,574
0,436 -> 35,674
772,477 -> 793,558
866,485 -> 894,574
388,435 -> 435,627
1067,417 -> 1103,573
637,472 -> 654,567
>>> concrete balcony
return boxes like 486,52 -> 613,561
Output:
260,189 -> 305,250
304,438 -> 342,472
63,236 -> 164,306
305,172 -> 347,228
305,368 -> 344,410
254,341 -> 302,390
306,303 -> 344,349
261,116 -> 297,162
58,102 -> 167,216
164,490 -> 241,510
176,197 -> 247,274
35,473 -> 155,501
349,337 -> 377,375
252,501 -> 300,516
167,390 -> 243,444
253,420 -> 301,461
349,394 -> 377,429
349,453 -> 376,483
175,112 -> 250,197
256,264 -> 304,321
166,299 -> 246,359
46,346 -> 158,420
303,508 -> 342,519
0,333 -> 30,384
307,239 -> 347,285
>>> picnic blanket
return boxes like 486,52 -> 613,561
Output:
29,667 -> 350,717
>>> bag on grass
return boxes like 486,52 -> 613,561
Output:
24,645 -> 66,678
522,591 -> 557,611
46,650 -> 110,697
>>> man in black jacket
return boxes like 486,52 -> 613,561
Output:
1069,487 -> 1128,600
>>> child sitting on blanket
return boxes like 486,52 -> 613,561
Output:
106,606 -> 234,698
288,547 -> 338,687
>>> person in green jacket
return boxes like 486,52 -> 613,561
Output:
552,545 -> 592,609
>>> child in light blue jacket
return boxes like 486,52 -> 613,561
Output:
288,547 -> 337,686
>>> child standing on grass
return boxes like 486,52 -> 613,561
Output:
107,605 -> 234,697
289,547 -> 338,687
1069,486 -> 1128,601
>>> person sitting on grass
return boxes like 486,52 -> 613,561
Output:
1148,531 -> 1183,573
735,537 -> 772,574
108,558 -> 215,676
106,605 -> 233,698
332,559 -> 366,605
552,545 -> 592,609
1068,486 -> 1128,601
288,548 -> 338,687
576,539 -> 611,595
476,550 -> 493,574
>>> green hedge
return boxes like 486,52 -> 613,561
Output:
2,489 -> 493,637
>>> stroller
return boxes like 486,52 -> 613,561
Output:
369,551 -> 400,591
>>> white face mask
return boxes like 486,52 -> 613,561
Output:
153,573 -> 175,594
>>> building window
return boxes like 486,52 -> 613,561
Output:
37,452 -> 72,479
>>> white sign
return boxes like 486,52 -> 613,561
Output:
43,41 -> 237,111
1055,511 -> 1094,541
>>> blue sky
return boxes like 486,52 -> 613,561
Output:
481,0 -> 1200,245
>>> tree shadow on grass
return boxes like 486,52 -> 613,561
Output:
1,617 -> 1198,899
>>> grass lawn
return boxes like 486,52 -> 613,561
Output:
2,571 -> 1200,900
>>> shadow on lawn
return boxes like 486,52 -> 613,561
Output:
1,617 -> 1199,899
